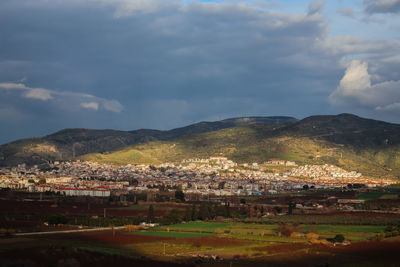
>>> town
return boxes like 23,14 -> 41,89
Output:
0,157 -> 396,199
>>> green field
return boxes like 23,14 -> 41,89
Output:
153,222 -> 385,242
1,220 -> 399,266
158,221 -> 232,232
358,192 -> 399,200
133,231 -> 214,238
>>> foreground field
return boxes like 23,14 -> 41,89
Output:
1,221 -> 397,266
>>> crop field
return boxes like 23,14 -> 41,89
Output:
358,192 -> 399,200
158,221 -> 232,232
0,221 -> 397,266
133,231 -> 214,238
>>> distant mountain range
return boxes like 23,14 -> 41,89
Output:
1,114 -> 400,178
0,116 -> 296,167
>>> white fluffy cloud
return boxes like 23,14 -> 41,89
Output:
80,102 -> 99,110
330,60 -> 400,112
0,82 -> 123,112
0,83 -> 53,101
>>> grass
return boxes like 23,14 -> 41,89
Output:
0,221 -> 397,265
380,194 -> 398,199
358,192 -> 399,200
157,221 -> 232,232
302,225 -> 386,233
358,192 -> 384,200
302,224 -> 385,241
133,231 -> 214,238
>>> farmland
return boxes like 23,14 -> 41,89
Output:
1,221 -> 398,266
1,191 -> 400,266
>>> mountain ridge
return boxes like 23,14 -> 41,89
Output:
0,116 -> 297,166
80,113 -> 400,178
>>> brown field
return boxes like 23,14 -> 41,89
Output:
79,231 -> 176,244
173,236 -> 250,247
2,229 -> 400,266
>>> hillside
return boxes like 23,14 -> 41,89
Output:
81,114 -> 400,178
0,116 -> 296,167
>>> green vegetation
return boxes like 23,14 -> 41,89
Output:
0,116 -> 295,166
358,192 -> 399,200
159,222 -> 232,232
133,231 -> 214,238
1,219 -> 399,266
47,214 -> 68,225
4,114 -> 400,178
80,115 -> 400,177
302,225 -> 386,233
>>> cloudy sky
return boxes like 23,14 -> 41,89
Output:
0,0 -> 399,144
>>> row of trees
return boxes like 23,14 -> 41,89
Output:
146,202 -> 232,225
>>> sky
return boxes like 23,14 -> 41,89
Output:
0,0 -> 399,144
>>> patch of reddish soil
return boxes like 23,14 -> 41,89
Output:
0,246 -> 190,267
78,231 -> 176,245
0,199 -> 108,216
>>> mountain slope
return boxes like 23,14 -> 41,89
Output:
0,116 -> 297,166
81,114 -> 400,178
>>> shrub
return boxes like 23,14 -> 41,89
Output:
48,214 -> 68,225
329,234 -> 345,243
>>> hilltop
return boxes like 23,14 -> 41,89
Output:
81,114 -> 400,178
0,116 -> 296,167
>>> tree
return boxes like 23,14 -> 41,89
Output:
38,179 -> 46,184
333,234 -> 345,243
208,203 -> 216,219
28,179 -> 35,183
147,205 -> 155,223
184,207 -> 192,221
303,185 -> 309,190
276,223 -> 300,237
224,202 -> 231,218
273,206 -> 282,214
191,204 -> 197,221
198,203 -> 210,220
160,209 -> 181,225
48,214 -> 68,225
175,190 -> 185,202
129,178 -> 139,186
288,202 -> 295,215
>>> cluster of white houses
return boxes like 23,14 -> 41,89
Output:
0,157 -> 398,197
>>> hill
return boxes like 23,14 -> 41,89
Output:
81,114 -> 400,178
0,116 -> 297,167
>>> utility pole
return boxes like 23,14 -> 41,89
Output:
104,208 -> 106,218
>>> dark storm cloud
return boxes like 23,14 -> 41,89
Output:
0,0 -> 399,144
